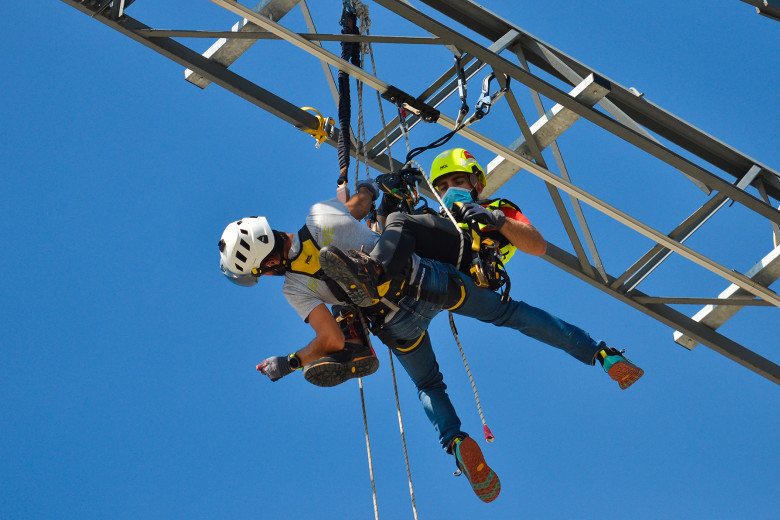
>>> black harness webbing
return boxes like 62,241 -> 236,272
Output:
288,227 -> 467,330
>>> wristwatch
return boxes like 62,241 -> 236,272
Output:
288,353 -> 302,370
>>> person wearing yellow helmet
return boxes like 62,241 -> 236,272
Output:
367,147 -> 545,284
220,165 -> 641,502
321,148 -> 643,391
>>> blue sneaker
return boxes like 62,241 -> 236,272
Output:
597,348 -> 644,390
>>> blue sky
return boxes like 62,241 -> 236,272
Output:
2,1 -> 779,519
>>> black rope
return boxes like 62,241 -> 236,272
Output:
404,124 -> 463,166
337,7 -> 361,186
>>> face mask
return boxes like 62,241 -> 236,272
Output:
441,186 -> 474,209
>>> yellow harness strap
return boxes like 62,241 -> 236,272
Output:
288,237 -> 323,276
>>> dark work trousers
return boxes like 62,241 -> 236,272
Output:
371,213 -> 473,278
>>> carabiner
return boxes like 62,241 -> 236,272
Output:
474,72 -> 510,120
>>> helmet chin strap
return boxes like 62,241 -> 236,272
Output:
253,231 -> 291,276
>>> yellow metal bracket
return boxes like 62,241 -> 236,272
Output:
300,107 -> 334,148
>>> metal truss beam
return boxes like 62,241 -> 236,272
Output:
185,0 -> 300,89
674,245 -> 780,348
482,73 -> 611,197
374,0 -> 780,224
739,0 -> 780,21
59,0 -> 779,385
137,29 -> 442,45
417,0 -> 780,201
544,243 -> 780,385
59,1 -> 403,175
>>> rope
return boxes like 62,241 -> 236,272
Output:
355,308 -> 419,520
353,0 -> 393,184
418,164 -> 465,273
358,376 -> 380,520
388,348 -> 420,520
448,312 -> 495,442
337,3 -> 361,187
419,165 -> 493,442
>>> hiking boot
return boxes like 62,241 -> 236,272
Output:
596,347 -> 644,390
319,246 -> 382,307
303,341 -> 379,387
452,436 -> 500,503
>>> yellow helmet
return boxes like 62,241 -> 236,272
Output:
430,148 -> 486,189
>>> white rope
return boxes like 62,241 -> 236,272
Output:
448,312 -> 494,442
388,348 -> 420,520
358,376 -> 380,520
356,308 -> 419,520
419,166 -> 493,440
352,0 -> 394,185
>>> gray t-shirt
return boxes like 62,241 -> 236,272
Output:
282,198 -> 418,321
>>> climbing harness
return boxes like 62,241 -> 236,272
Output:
451,202 -> 512,302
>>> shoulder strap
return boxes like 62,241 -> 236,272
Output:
288,225 -> 352,302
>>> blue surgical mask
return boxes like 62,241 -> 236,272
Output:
441,186 -> 474,209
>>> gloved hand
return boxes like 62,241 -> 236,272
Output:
257,355 -> 293,382
459,202 -> 506,230
356,179 -> 380,201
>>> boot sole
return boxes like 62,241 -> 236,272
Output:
455,437 -> 500,503
320,250 -> 377,307
303,354 -> 380,387
609,361 -> 644,390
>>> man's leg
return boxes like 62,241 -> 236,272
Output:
371,213 -> 469,277
451,267 -> 643,388
383,331 -> 465,451
303,306 -> 379,387
383,330 -> 501,502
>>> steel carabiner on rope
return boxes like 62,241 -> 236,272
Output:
473,72 -> 510,120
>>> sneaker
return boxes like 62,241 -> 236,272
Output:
303,342 -> 379,387
452,436 -> 501,503
597,347 -> 644,390
319,246 -> 382,307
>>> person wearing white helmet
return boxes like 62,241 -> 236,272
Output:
218,181 -> 384,387
219,179 -> 504,502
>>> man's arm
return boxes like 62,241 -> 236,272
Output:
297,303 -> 346,364
497,218 -> 547,256
257,304 -> 345,381
459,202 -> 547,256
345,181 -> 379,220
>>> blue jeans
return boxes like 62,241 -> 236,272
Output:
381,259 -> 605,450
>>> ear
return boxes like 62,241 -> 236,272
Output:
472,177 -> 485,196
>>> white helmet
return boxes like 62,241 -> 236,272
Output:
219,217 -> 277,280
